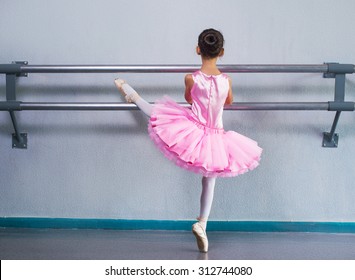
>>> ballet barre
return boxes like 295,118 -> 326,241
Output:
1,63 -> 355,74
0,62 -> 354,149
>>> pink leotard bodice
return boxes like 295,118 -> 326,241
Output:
190,71 -> 230,129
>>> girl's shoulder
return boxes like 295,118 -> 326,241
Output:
185,73 -> 194,84
220,73 -> 232,84
219,72 -> 230,79
185,74 -> 195,94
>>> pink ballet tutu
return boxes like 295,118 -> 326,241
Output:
148,96 -> 262,178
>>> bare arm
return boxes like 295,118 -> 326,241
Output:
224,78 -> 233,105
184,74 -> 194,104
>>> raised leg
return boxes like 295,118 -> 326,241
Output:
114,79 -> 153,117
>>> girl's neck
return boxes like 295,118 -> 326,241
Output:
200,57 -> 220,75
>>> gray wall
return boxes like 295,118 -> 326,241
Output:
1,0 -> 355,222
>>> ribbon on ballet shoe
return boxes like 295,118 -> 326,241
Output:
197,217 -> 208,222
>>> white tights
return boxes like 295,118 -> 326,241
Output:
135,97 -> 153,117
118,81 -> 216,231
121,84 -> 153,117
199,177 -> 216,230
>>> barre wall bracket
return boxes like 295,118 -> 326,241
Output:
6,61 -> 28,149
322,63 -> 354,147
12,132 -> 27,149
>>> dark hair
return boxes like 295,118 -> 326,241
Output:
198,28 -> 224,58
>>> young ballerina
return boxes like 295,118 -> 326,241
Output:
115,28 -> 262,253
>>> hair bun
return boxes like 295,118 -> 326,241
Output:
198,28 -> 224,58
204,34 -> 217,45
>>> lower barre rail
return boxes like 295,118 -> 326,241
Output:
0,101 -> 337,111
0,101 -> 354,149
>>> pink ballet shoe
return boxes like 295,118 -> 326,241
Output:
114,78 -> 139,103
192,222 -> 208,253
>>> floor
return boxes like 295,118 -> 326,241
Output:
1,228 -> 355,260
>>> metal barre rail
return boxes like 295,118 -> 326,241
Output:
0,101 -> 339,111
0,62 -> 354,74
1,61 -> 354,149
22,64 -> 328,73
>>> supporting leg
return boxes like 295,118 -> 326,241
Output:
199,176 -> 216,230
192,176 -> 216,253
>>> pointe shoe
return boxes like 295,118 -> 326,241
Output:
114,79 -> 139,103
192,222 -> 208,253
114,78 -> 125,89
114,78 -> 128,101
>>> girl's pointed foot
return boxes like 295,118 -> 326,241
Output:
114,79 -> 140,103
192,222 -> 208,253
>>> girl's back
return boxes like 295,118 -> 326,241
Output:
191,70 -> 230,129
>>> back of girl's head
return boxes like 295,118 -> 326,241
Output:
198,28 -> 224,59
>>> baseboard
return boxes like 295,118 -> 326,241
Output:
1,217 -> 355,233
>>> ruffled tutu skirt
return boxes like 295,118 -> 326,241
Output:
148,96 -> 262,177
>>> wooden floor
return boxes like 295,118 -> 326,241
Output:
1,228 -> 355,260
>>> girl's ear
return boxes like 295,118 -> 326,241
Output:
196,46 -> 201,55
219,48 -> 225,57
